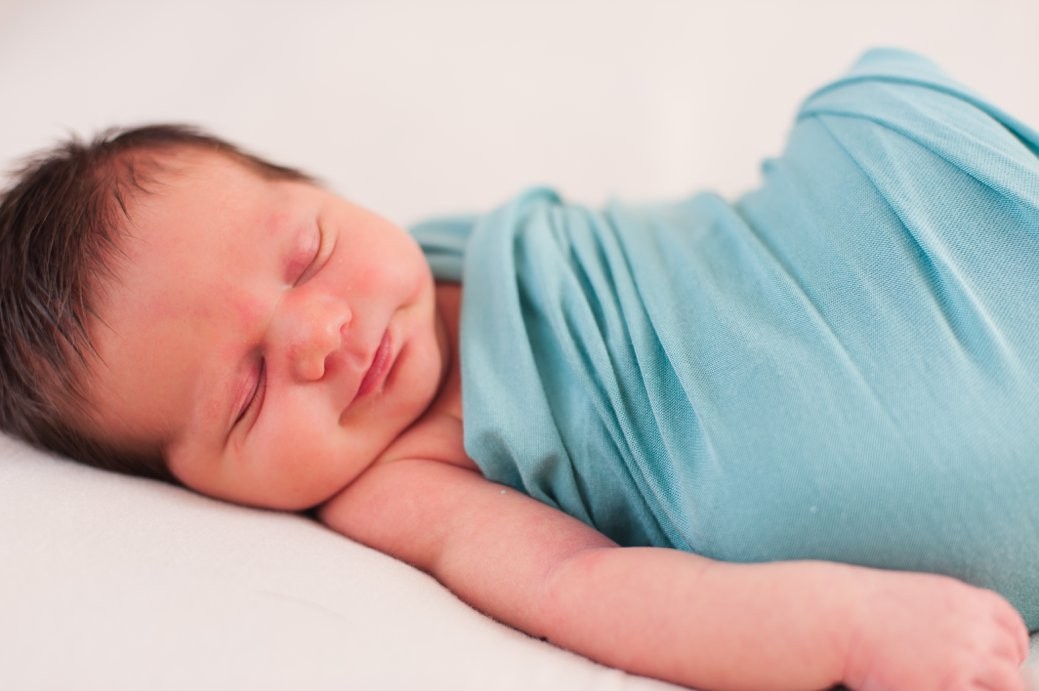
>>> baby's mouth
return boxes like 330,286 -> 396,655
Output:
354,330 -> 393,401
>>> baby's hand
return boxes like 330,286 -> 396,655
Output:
843,570 -> 1030,691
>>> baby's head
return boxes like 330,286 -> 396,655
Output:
0,125 -> 313,482
1,125 -> 445,509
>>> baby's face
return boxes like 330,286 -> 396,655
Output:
86,150 -> 447,510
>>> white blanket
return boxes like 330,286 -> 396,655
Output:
0,434 -> 678,690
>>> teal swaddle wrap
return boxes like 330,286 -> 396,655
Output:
410,49 -> 1039,628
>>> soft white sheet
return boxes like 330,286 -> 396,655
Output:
1,1 -> 1037,689
0,434 -> 678,690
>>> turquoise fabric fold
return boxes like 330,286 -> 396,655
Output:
409,48 -> 1039,628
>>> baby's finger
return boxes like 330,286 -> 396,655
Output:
990,635 -> 1028,667
973,661 -> 1026,691
978,589 -> 1030,664
990,599 -> 1030,664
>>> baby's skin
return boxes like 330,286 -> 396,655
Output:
84,148 -> 1029,691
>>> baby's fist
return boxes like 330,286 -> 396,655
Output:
843,570 -> 1029,691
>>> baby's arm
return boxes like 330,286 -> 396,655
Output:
319,459 -> 1029,691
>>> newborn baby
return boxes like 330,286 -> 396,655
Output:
1,48 -> 1036,690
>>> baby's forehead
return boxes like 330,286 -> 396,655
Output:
103,147 -> 231,222
110,141 -> 319,221
150,142 -> 317,185
120,146 -> 254,191
92,148 -> 252,303
111,148 -> 303,235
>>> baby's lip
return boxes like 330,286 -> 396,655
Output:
352,329 -> 393,402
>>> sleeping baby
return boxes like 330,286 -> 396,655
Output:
1,48 -> 1037,690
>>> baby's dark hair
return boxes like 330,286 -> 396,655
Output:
0,124 -> 312,482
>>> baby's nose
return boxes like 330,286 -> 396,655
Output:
275,293 -> 352,382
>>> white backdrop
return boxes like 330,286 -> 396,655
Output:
2,0 -> 1037,225
1,2 -> 1038,690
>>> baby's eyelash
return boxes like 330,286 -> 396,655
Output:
295,227 -> 324,285
235,359 -> 266,427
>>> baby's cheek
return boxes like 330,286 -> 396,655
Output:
262,406 -> 339,474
